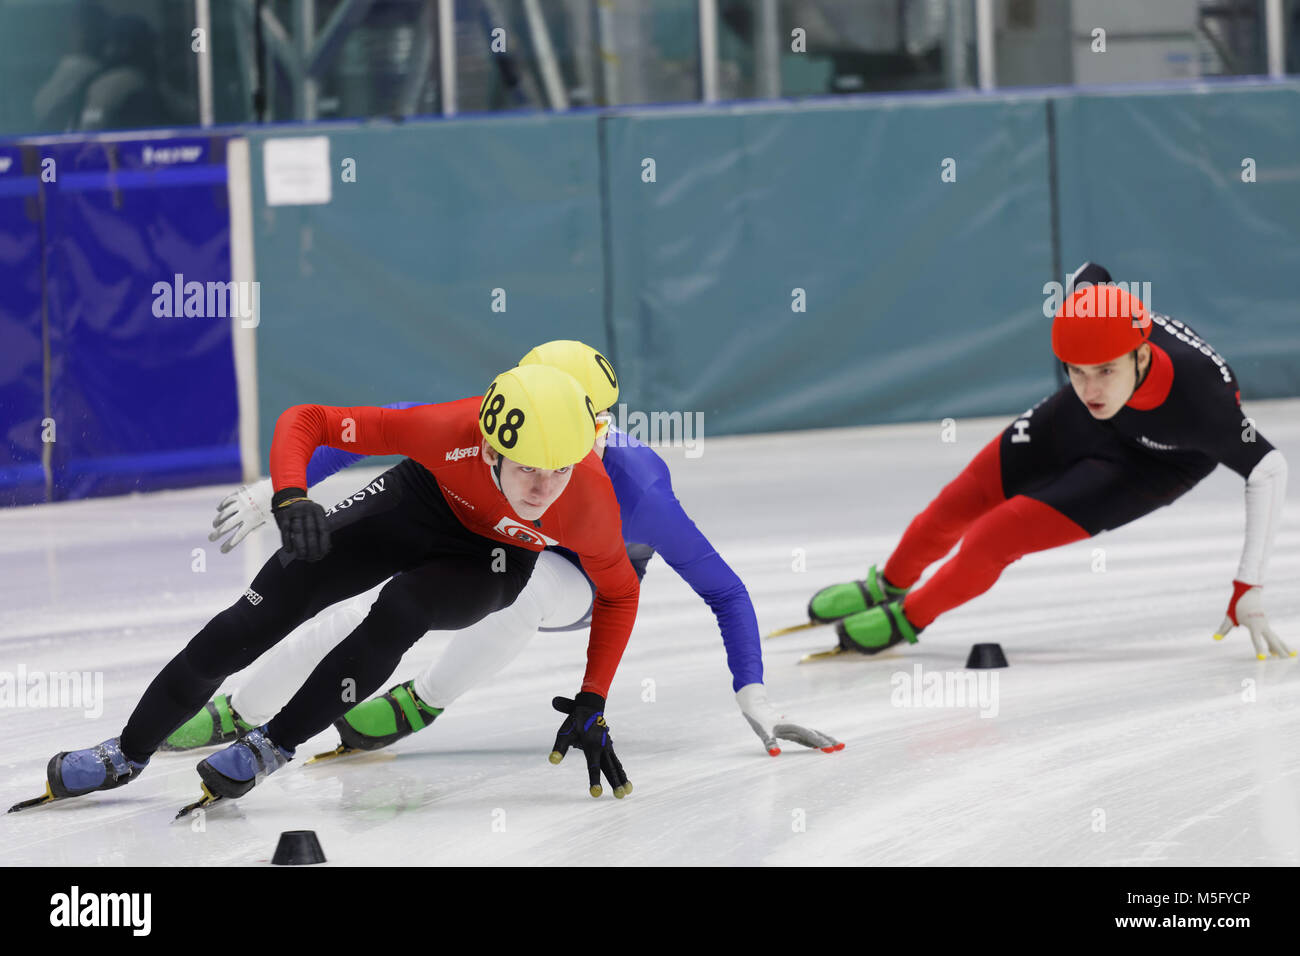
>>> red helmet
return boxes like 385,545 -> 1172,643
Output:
1051,284 -> 1150,365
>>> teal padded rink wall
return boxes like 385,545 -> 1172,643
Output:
248,80 -> 1300,467
1054,83 -> 1300,400
600,95 -> 1051,435
248,113 -> 607,467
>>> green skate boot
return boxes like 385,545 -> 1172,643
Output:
808,565 -> 909,624
836,599 -> 922,655
158,693 -> 253,751
309,680 -> 443,763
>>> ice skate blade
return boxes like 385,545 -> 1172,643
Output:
7,782 -> 56,813
799,646 -> 847,663
305,744 -> 359,765
174,783 -> 223,819
765,620 -> 825,639
799,646 -> 901,663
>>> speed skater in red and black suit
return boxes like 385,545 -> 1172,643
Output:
807,262 -> 1292,661
17,364 -> 638,815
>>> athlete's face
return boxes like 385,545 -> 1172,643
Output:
483,444 -> 574,519
1065,344 -> 1150,420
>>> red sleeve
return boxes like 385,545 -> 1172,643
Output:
269,402 -> 459,492
574,478 -> 640,697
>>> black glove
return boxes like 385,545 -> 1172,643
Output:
549,692 -> 631,799
271,487 -> 331,561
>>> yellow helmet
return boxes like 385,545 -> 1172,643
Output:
518,340 -> 619,414
478,364 -> 596,469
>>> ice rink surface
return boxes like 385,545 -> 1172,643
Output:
4,401 -> 1300,867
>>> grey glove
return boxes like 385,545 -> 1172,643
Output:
209,478 -> 274,553
736,683 -> 844,756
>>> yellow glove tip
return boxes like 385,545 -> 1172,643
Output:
589,785 -> 602,798
548,751 -> 563,765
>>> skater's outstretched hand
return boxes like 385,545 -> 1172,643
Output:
271,487 -> 332,562
549,693 -> 631,799
209,478 -> 274,552
1215,581 -> 1295,660
737,683 -> 844,756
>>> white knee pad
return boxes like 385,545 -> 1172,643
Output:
534,551 -> 596,629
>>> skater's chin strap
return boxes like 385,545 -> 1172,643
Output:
1129,346 -> 1151,398
488,453 -> 505,494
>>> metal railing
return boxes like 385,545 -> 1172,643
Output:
0,0 -> 1292,138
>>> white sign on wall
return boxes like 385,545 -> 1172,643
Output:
263,136 -> 331,206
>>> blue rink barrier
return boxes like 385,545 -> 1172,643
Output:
0,134 -> 240,505
0,145 -> 44,505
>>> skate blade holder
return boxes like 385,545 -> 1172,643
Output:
174,783 -> 223,820
7,782 -> 56,813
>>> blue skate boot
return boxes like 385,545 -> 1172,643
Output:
50,738 -> 148,799
195,725 -> 294,800
10,737 -> 148,811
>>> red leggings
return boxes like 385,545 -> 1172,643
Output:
883,437 -> 1089,629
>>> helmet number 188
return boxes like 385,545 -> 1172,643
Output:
480,383 -> 526,450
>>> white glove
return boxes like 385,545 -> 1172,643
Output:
736,683 -> 843,757
208,478 -> 274,553
1214,582 -> 1295,660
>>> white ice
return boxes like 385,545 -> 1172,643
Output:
3,401 -> 1299,866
